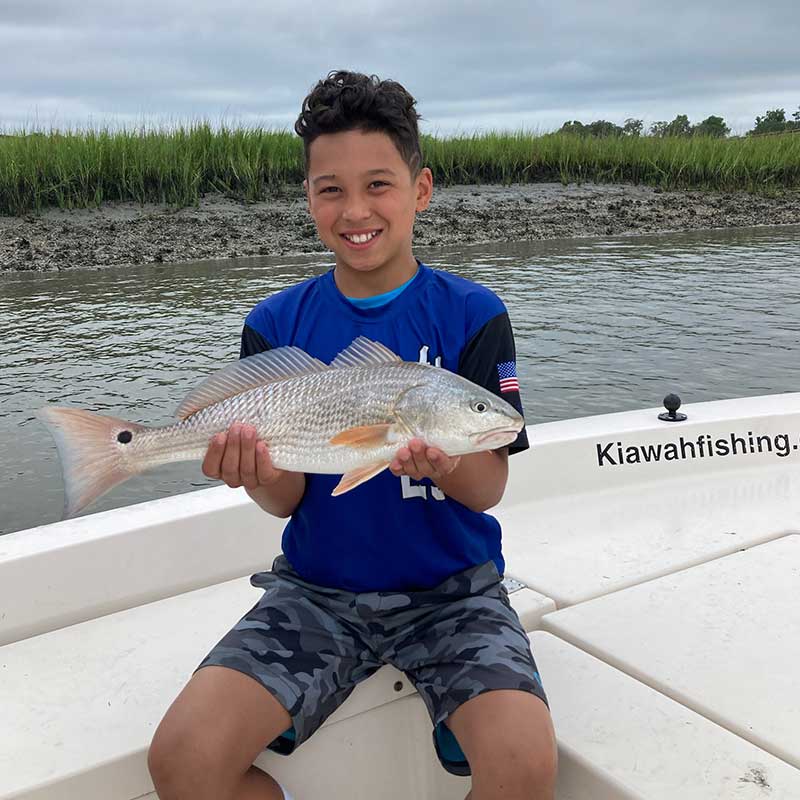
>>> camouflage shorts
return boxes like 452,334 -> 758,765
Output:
197,555 -> 548,776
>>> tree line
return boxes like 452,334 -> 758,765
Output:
559,107 -> 800,138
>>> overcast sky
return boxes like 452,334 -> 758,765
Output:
1,0 -> 798,136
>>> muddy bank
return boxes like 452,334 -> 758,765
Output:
2,182 -> 799,272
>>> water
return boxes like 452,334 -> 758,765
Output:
2,224 -> 800,534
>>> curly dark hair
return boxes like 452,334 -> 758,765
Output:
294,70 -> 422,177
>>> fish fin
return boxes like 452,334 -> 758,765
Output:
37,407 -> 146,519
332,461 -> 390,496
176,347 -> 327,420
329,423 -> 396,448
329,337 -> 401,370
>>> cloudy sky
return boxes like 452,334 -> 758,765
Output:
1,0 -> 798,136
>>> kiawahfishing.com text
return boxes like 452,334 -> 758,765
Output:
596,431 -> 798,467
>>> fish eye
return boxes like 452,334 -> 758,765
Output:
471,400 -> 489,413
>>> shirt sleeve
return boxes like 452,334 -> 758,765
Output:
457,311 -> 529,455
240,323 -> 272,359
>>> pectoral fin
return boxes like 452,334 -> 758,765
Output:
332,461 -> 390,496
329,423 -> 395,448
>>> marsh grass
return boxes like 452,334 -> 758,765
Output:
425,131 -> 800,191
1,124 -> 799,215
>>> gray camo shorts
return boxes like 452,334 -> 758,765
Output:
197,555 -> 548,776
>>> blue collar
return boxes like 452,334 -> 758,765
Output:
345,268 -> 420,309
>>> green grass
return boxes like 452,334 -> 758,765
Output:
425,130 -> 800,191
1,124 -> 799,216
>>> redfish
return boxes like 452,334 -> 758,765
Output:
38,337 -> 523,517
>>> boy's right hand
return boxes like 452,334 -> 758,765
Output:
202,423 -> 284,490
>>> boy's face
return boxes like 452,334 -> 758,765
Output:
304,129 -> 432,289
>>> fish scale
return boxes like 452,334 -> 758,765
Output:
137,364 -> 437,473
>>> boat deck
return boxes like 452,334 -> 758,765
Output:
2,393 -> 800,799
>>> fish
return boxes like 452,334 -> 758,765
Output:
38,337 -> 524,518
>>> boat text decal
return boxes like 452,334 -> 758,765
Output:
596,431 -> 796,467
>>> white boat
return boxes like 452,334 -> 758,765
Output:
2,392 -> 800,799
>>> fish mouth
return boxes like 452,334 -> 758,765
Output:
472,428 -> 521,448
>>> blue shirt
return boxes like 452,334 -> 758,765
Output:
240,262 -> 528,591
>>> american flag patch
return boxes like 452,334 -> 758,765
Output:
497,361 -> 520,393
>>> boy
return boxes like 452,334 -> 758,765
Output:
148,71 -> 557,800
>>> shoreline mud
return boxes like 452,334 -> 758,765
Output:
2,182 -> 799,272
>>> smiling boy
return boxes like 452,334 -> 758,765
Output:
148,71 -> 557,800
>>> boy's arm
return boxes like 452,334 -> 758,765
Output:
388,307 -> 527,511
245,474 -> 305,519
389,439 -> 508,513
457,310 -> 529,457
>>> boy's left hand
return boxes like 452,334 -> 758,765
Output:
389,437 -> 461,482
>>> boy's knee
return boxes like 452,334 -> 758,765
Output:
472,740 -> 558,795
147,723 -> 222,798
146,728 -> 184,792
522,745 -> 558,791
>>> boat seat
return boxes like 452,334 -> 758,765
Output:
4,578 -> 799,800
536,631 -> 800,800
542,534 -> 800,772
0,571 -> 550,800
5,593 -> 799,800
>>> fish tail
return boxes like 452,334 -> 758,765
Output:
37,406 -> 147,519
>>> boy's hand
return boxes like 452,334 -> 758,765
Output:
202,423 -> 284,490
389,437 -> 461,482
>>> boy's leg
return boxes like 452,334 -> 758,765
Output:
149,556 -> 381,800
148,665 -> 291,800
445,689 -> 557,800
384,560 -> 555,800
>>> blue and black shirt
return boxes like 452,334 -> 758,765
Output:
241,261 -> 528,592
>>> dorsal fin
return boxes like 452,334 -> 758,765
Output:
175,347 -> 327,420
330,337 -> 402,370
